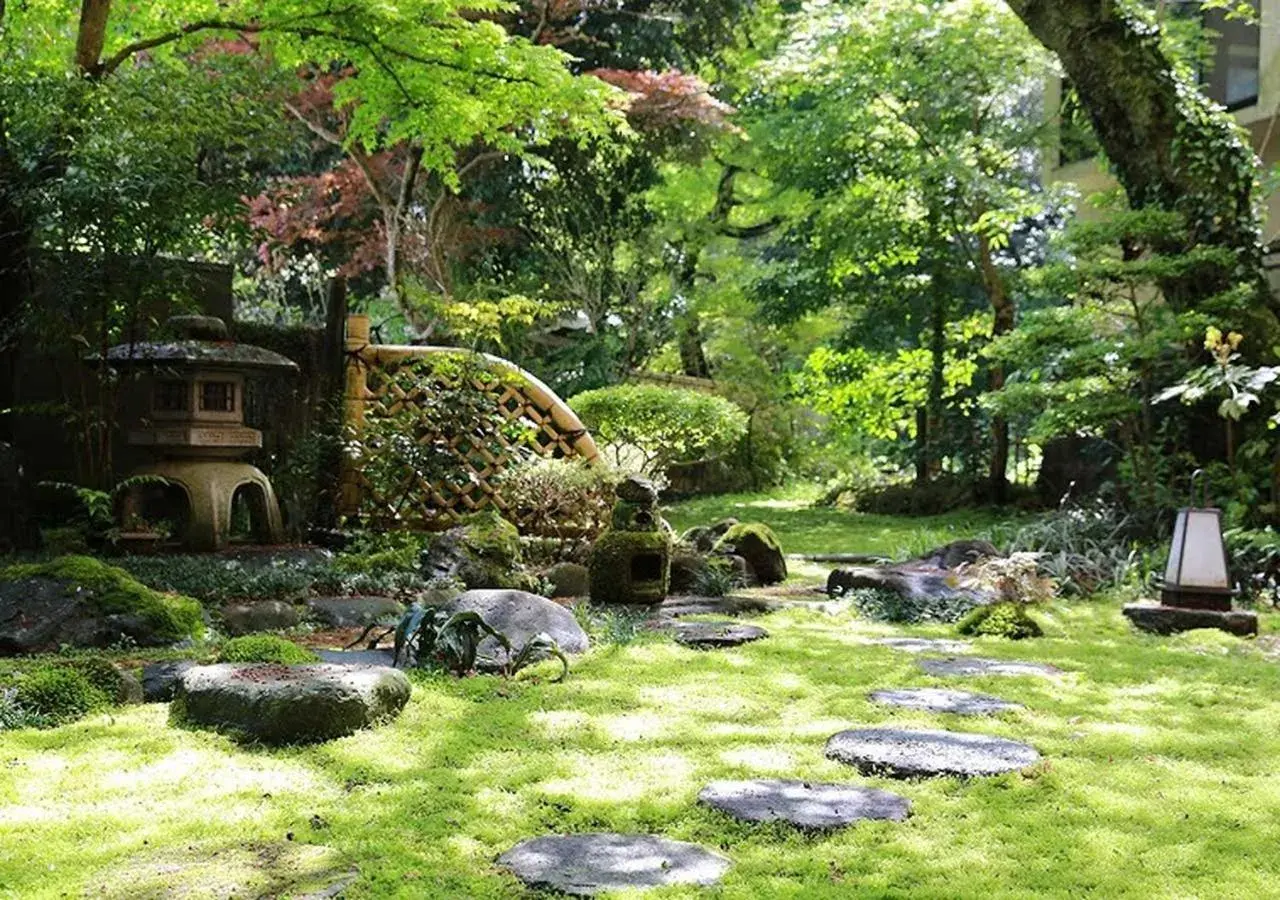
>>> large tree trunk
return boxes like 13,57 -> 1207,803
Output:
977,232 -> 1013,503
1006,0 -> 1278,347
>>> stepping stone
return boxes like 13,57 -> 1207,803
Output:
498,834 -> 730,896
918,655 -> 1061,678
872,637 -> 973,654
826,727 -> 1041,778
674,620 -> 768,648
698,779 -> 910,829
869,687 -> 1023,715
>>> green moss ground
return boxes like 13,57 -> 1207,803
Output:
2,595 -> 1279,898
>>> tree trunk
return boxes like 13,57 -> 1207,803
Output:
977,232 -> 1013,504
0,107 -> 33,444
1005,0 -> 1278,346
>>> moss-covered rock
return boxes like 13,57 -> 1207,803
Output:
714,523 -> 786,585
13,665 -> 111,726
0,555 -> 204,654
589,530 -> 672,604
956,601 -> 1044,640
420,510 -> 525,589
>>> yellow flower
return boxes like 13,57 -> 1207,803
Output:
1204,326 -> 1223,351
1228,331 -> 1244,350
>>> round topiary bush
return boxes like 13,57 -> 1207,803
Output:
14,666 -> 110,726
568,384 -> 748,477
217,635 -> 319,665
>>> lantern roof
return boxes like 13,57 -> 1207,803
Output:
94,316 -> 299,373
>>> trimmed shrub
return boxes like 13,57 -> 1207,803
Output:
14,666 -> 110,726
569,384 -> 748,477
957,601 -> 1044,640
217,635 -> 319,665
495,458 -> 620,541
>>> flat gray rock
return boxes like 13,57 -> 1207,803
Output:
674,620 -> 768,648
173,663 -> 410,744
869,687 -> 1022,715
872,637 -> 973,654
447,590 -> 588,671
698,779 -> 910,829
826,727 -> 1041,778
306,596 -> 403,628
316,648 -> 397,668
498,834 -> 730,896
918,656 -> 1062,678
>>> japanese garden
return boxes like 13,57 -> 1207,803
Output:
3,0 -> 1280,897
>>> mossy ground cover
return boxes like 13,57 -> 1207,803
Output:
2,594 -> 1279,897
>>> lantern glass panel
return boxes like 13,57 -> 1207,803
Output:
1165,509 -> 1230,589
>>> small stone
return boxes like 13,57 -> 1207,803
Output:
1122,602 -> 1258,637
673,620 -> 768,648
221,601 -> 300,636
871,637 -> 974,654
869,687 -> 1022,715
498,834 -> 730,896
305,597 -> 403,628
917,656 -> 1062,678
698,779 -> 910,829
142,660 -> 197,702
825,727 -> 1041,778
544,562 -> 591,599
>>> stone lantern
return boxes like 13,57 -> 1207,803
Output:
1123,471 -> 1258,637
589,475 -> 672,604
102,315 -> 299,551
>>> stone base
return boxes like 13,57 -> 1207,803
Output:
1122,602 -> 1257,637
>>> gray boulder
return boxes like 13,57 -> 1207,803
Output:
221,601 -> 300,636
305,596 -> 404,628
173,663 -> 411,744
142,660 -> 197,702
446,589 -> 588,671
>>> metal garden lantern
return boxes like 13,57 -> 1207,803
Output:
1159,470 -> 1235,611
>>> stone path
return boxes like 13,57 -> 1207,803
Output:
674,620 -> 769,648
871,637 -> 974,654
869,687 -> 1022,715
825,727 -> 1041,778
699,779 -> 910,829
918,655 -> 1062,678
498,834 -> 730,896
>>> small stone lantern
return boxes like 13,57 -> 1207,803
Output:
1123,471 -> 1257,637
589,476 -> 672,604
102,315 -> 299,551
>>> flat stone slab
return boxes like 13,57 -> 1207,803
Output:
869,687 -> 1022,715
826,727 -> 1041,778
674,620 -> 768,648
872,637 -> 974,654
918,656 -> 1062,678
498,834 -> 730,896
315,648 -> 397,668
306,596 -> 404,628
698,779 -> 910,829
1123,602 -> 1258,637
173,663 -> 410,744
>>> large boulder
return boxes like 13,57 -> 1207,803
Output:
419,510 -> 525,590
172,663 -> 411,744
680,518 -> 738,554
0,556 -> 203,655
714,523 -> 787,585
446,589 -> 589,671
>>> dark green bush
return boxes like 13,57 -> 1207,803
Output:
14,666 -> 110,726
956,601 -> 1044,639
333,531 -> 431,575
846,586 -> 982,624
217,635 -> 319,664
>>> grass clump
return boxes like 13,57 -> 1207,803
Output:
217,635 -> 319,665
11,666 -> 110,727
0,555 -> 203,643
957,601 -> 1045,639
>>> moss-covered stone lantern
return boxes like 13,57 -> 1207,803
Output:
101,315 -> 299,551
589,475 -> 671,604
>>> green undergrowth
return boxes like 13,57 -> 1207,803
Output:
0,555 -> 203,642
663,485 -> 1013,559
1,596 -> 1279,897
216,635 -> 319,665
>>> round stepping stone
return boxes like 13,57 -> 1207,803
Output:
872,637 -> 973,654
826,727 -> 1041,778
917,655 -> 1061,678
498,834 -> 730,896
869,687 -> 1022,715
673,620 -> 768,648
698,779 -> 910,829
